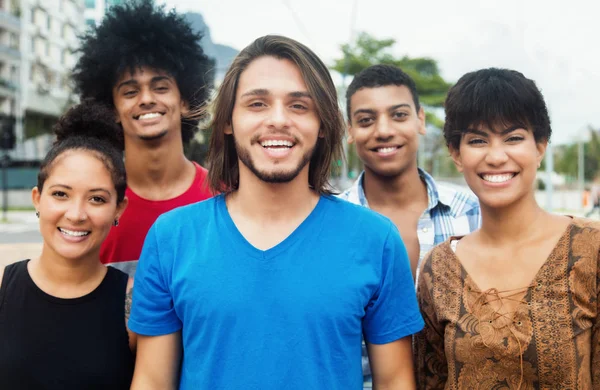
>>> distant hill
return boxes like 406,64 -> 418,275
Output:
184,12 -> 238,82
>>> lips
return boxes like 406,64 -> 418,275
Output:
58,227 -> 91,237
134,112 -> 165,120
479,173 -> 517,183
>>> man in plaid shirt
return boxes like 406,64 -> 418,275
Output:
338,64 -> 481,388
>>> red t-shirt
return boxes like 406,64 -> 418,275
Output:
100,162 -> 212,274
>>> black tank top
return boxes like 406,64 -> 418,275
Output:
0,260 -> 134,390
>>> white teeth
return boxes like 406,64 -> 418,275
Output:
138,112 -> 162,120
377,147 -> 397,153
59,228 -> 90,237
261,140 -> 293,148
482,174 -> 515,183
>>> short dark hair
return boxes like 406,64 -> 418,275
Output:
207,35 -> 345,195
38,101 -> 126,204
72,0 -> 214,146
345,64 -> 420,122
444,68 -> 552,150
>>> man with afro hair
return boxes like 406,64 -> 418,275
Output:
72,0 -> 214,275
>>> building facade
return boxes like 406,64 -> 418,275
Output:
0,0 -> 85,161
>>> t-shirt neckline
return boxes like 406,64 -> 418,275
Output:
217,194 -> 327,260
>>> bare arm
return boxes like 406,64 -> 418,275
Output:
367,336 -> 416,390
125,277 -> 137,353
130,331 -> 182,390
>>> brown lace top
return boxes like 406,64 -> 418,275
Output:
414,218 -> 600,389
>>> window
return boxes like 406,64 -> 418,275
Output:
85,19 -> 95,28
85,0 -> 95,9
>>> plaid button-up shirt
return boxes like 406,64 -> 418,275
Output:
338,168 -> 481,388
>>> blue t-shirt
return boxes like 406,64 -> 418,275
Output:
129,194 -> 423,389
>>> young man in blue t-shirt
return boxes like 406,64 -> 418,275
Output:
128,35 -> 424,389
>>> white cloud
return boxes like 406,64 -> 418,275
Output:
164,0 -> 600,143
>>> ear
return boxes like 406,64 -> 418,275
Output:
115,196 -> 129,221
224,122 -> 233,135
347,124 -> 355,144
180,99 -> 190,116
32,186 -> 41,211
417,107 -> 426,136
449,146 -> 463,173
114,108 -> 121,124
535,140 -> 548,168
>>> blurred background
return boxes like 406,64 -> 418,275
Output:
1,0 -> 599,259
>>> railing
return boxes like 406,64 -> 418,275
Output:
0,9 -> 21,31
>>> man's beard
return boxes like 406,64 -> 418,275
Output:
235,139 -> 315,184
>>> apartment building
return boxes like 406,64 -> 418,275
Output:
0,0 -> 85,160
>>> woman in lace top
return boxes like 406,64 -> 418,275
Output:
414,68 -> 600,389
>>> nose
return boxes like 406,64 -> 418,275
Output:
64,200 -> 88,223
374,117 -> 394,140
266,102 -> 291,130
138,86 -> 155,107
485,143 -> 509,166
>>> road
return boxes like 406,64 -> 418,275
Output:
0,211 -> 42,267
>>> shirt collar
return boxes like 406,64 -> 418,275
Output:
352,168 -> 477,218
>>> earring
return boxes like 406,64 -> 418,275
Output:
113,219 -> 119,227
35,211 -> 39,218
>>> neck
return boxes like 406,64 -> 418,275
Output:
363,164 -> 428,209
478,192 -> 548,246
34,245 -> 105,287
124,136 -> 192,191
230,165 -> 319,221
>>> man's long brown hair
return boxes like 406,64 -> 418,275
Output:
206,35 -> 345,194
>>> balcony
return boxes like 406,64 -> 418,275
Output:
0,77 -> 18,98
0,10 -> 21,33
0,43 -> 20,60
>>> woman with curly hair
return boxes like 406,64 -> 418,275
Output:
72,1 -> 214,275
0,101 -> 134,389
414,68 -> 600,389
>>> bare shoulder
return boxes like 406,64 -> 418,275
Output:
126,276 -> 134,292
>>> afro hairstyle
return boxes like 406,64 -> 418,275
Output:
72,0 -> 214,146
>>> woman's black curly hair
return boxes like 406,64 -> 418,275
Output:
72,0 -> 214,147
38,100 -> 127,204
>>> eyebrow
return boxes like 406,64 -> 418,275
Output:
115,76 -> 171,91
464,125 -> 522,137
48,184 -> 111,196
353,103 -> 412,118
239,89 -> 312,99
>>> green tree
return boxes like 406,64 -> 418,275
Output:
331,32 -> 456,177
554,127 -> 600,183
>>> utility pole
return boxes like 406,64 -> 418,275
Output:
545,143 -> 554,212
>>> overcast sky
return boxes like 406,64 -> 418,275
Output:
163,0 -> 599,145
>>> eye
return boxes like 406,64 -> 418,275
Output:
356,117 -> 374,126
123,90 -> 137,97
291,103 -> 307,110
51,191 -> 67,198
506,135 -> 525,142
90,196 -> 107,204
392,112 -> 408,120
248,101 -> 266,108
467,138 -> 486,145
155,86 -> 169,92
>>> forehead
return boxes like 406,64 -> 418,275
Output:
114,66 -> 174,85
236,56 -> 308,97
46,150 -> 113,186
350,85 -> 415,113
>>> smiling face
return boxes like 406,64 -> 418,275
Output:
451,124 -> 546,209
32,150 -> 127,262
112,67 -> 188,144
348,85 -> 425,178
227,56 -> 321,184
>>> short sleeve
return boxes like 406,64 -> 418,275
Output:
128,221 -> 182,336
363,223 -> 424,344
